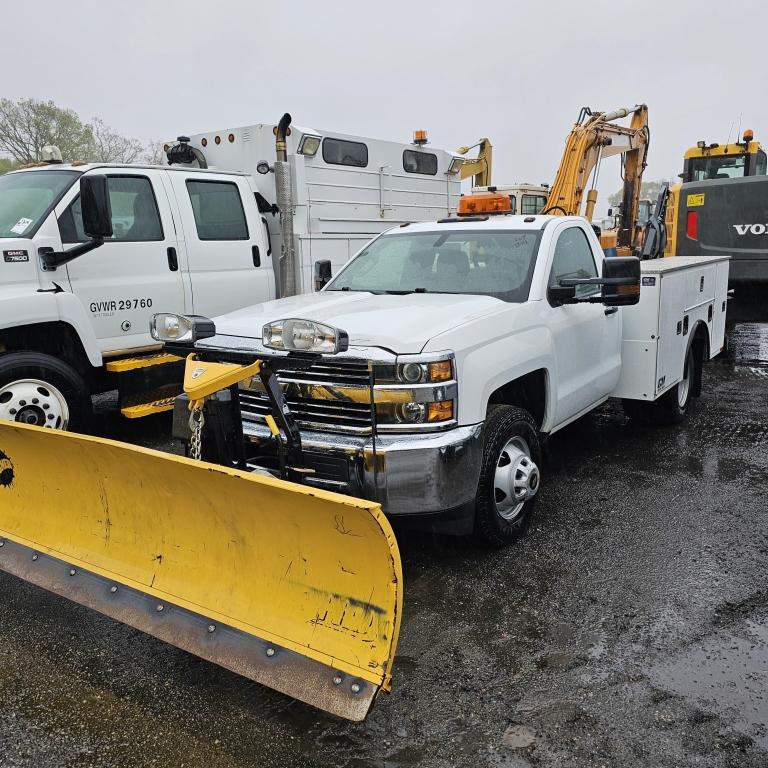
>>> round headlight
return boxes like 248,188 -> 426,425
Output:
400,362 -> 425,383
395,402 -> 426,424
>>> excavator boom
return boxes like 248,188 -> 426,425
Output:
545,105 -> 649,254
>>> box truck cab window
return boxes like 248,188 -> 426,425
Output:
0,170 -> 77,238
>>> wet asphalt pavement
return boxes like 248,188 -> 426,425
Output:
1,294 -> 767,768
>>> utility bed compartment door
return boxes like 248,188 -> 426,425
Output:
613,256 -> 729,401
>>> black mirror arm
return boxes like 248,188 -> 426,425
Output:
559,276 -> 638,287
39,239 -> 104,271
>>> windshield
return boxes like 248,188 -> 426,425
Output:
688,154 -> 746,181
326,229 -> 540,302
0,170 -> 78,238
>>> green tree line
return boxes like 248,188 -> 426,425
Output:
0,98 -> 164,171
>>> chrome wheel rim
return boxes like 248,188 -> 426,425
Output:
494,436 -> 540,522
0,379 -> 69,429
678,346 -> 694,408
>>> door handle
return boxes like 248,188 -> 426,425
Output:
167,247 -> 178,272
604,307 -> 618,316
252,245 -> 261,267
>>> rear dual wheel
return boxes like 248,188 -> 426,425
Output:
0,352 -> 92,432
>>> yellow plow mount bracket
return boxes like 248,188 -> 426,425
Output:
183,355 -> 262,403
0,421 -> 402,721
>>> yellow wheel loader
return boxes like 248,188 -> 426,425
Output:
0,353 -> 403,722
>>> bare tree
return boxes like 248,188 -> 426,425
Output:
142,139 -> 169,165
89,118 -> 144,164
0,98 -> 94,163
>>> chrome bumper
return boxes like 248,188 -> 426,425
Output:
244,421 -> 484,516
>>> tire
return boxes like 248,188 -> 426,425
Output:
474,405 -> 542,547
0,352 -> 92,432
651,342 -> 699,426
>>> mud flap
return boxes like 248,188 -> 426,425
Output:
0,422 -> 402,721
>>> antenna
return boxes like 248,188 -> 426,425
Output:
726,118 -> 735,146
737,113 -> 743,143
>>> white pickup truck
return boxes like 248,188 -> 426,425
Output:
161,200 -> 729,546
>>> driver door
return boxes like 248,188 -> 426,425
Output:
57,170 -> 187,352
545,224 -> 621,426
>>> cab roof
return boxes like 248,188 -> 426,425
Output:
388,214 -> 575,234
10,162 -> 248,177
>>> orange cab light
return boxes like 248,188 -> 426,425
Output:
427,400 -> 454,422
413,129 -> 428,145
743,128 -> 754,142
457,192 -> 511,216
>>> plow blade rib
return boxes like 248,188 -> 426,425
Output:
0,422 -> 402,721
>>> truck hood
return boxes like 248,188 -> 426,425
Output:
213,291 -> 506,354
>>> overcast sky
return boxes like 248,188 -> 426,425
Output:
4,0 -> 766,214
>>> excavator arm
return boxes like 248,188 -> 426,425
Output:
544,105 -> 649,254
456,138 -> 493,187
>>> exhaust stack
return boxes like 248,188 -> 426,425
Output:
274,113 -> 297,297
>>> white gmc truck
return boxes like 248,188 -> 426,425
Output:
161,200 -> 729,546
0,115 -> 461,430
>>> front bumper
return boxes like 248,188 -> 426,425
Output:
242,420 -> 484,517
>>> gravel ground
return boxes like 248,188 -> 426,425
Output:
0,294 -> 766,768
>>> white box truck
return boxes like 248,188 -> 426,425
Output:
0,115 -> 463,429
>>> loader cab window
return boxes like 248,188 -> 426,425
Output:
403,150 -> 438,175
755,150 -> 767,176
549,226 -> 599,300
186,180 -> 249,240
687,153 -> 747,182
521,194 -> 547,215
322,138 -> 368,168
59,175 -> 163,243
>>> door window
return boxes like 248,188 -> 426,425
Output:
58,175 -> 164,243
185,180 -> 249,240
549,226 -> 599,299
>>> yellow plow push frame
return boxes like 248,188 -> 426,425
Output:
0,421 -> 403,721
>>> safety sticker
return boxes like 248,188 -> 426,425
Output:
3,249 -> 29,263
686,193 -> 705,207
10,217 -> 33,235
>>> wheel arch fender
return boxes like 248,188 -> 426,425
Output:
0,292 -> 102,368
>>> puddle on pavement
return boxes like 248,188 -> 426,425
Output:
646,614 -> 768,748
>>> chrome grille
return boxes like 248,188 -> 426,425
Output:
239,357 -> 373,433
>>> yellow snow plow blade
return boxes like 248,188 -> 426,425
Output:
0,421 -> 402,721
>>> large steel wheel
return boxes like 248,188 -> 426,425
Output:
0,352 -> 92,432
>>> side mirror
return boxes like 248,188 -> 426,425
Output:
80,175 -> 113,240
547,284 -> 576,306
601,256 -> 640,306
314,259 -> 332,291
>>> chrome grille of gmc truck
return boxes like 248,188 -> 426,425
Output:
238,358 -> 374,434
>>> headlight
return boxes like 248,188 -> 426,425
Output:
150,313 -> 216,343
396,359 -> 453,384
262,318 -> 349,354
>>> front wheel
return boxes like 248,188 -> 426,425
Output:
0,352 -> 92,432
474,405 -> 542,547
